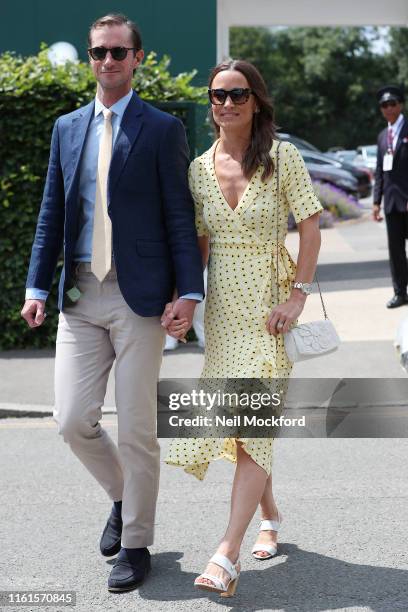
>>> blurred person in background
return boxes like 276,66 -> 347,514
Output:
373,85 -> 408,308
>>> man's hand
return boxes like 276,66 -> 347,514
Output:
21,299 -> 47,328
161,301 -> 188,341
161,298 -> 197,342
171,298 -> 197,328
373,204 -> 383,222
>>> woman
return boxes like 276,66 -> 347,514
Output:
164,59 -> 322,597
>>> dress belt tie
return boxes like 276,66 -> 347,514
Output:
210,241 -> 294,285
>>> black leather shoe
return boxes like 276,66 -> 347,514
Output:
100,509 -> 122,557
386,295 -> 408,309
108,548 -> 151,592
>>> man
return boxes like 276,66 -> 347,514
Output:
373,85 -> 408,308
21,14 -> 203,592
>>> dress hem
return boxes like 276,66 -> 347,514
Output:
165,438 -> 272,481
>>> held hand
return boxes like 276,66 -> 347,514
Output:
160,301 -> 175,329
21,299 -> 47,328
266,295 -> 305,337
166,317 -> 189,342
160,298 -> 197,343
373,204 -> 383,222
171,298 -> 196,330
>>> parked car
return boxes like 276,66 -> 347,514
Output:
300,150 -> 359,196
355,145 -> 377,171
279,133 -> 320,152
327,149 -> 358,164
278,133 -> 372,198
327,149 -> 374,193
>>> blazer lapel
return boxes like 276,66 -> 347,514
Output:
394,118 -> 408,158
378,128 -> 387,155
70,101 -> 94,180
109,91 -> 144,200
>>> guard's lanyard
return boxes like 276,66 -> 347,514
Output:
387,124 -> 394,154
383,123 -> 394,171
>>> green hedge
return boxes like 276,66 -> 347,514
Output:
0,48 -> 206,350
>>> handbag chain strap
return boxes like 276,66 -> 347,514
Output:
274,141 -> 328,319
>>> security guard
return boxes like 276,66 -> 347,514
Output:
373,85 -> 408,308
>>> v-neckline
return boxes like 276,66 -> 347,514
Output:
210,140 -> 259,213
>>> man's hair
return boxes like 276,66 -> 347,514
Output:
88,13 -> 142,51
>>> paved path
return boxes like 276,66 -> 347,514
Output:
1,418 -> 407,612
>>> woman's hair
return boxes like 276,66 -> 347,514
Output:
208,59 -> 277,182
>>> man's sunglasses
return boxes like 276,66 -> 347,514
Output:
380,100 -> 398,109
88,46 -> 137,61
208,88 -> 252,105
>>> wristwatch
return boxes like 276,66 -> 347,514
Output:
292,281 -> 313,295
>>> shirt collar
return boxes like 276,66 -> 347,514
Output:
94,90 -> 133,121
390,113 -> 404,133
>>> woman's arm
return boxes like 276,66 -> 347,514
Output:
267,212 -> 321,336
293,212 -> 321,284
198,235 -> 210,269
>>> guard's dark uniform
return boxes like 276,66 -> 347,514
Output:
374,86 -> 408,307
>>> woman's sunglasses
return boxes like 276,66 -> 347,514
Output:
88,46 -> 137,61
208,88 -> 252,105
380,100 -> 398,109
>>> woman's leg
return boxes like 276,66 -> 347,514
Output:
197,442 -> 268,586
259,473 -> 279,518
253,472 -> 281,557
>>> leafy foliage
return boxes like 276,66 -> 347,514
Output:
288,181 -> 362,231
135,52 -> 206,102
389,27 -> 408,84
0,48 -> 205,350
312,182 -> 363,219
230,26 -> 407,150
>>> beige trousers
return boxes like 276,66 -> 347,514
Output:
54,264 -> 165,548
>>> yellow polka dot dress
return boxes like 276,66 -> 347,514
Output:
165,140 -> 322,480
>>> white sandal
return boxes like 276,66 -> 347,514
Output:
194,553 -> 240,597
251,514 -> 282,560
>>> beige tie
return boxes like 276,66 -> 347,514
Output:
91,109 -> 113,282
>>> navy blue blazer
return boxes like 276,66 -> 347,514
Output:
374,118 -> 408,214
26,91 -> 204,316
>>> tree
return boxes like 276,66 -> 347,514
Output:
230,26 -> 404,150
389,27 -> 408,84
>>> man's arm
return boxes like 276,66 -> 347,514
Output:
161,237 -> 208,335
157,117 -> 204,329
22,119 -> 65,328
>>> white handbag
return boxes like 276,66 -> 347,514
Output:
284,319 -> 340,362
274,141 -> 340,362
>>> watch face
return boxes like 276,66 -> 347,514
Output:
294,282 -> 312,294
